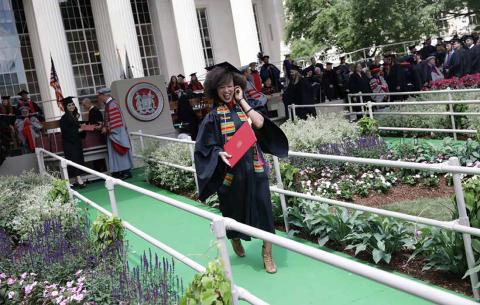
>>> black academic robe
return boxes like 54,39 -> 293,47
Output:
469,45 -> 480,74
194,105 -> 288,240
177,95 -> 199,140
60,114 -> 85,177
321,70 -> 338,100
412,62 -> 428,91
283,78 -> 316,119
260,64 -> 282,92
449,49 -> 466,78
88,106 -> 103,125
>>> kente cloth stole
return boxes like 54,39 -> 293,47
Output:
217,105 -> 264,187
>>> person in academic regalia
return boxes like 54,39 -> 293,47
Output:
81,97 -> 105,172
14,106 -> 42,154
188,73 -> 204,91
283,54 -> 293,87
369,65 -> 389,104
283,65 -> 316,119
81,98 -> 103,126
60,97 -> 86,188
420,37 -> 436,60
194,61 -> 289,274
241,65 -> 269,117
249,62 -> 263,92
259,55 -> 282,92
425,55 -> 444,82
177,74 -> 188,91
412,52 -> 429,91
167,76 -> 181,101
469,37 -> 480,74
336,56 -> 351,99
464,35 -> 479,75
348,63 -> 371,120
384,54 -> 407,100
0,96 -> 17,154
321,62 -> 338,101
15,89 -> 44,121
98,88 -> 133,180
449,39 -> 467,78
177,93 -> 200,140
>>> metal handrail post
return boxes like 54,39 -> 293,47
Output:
347,94 -> 353,116
288,105 -> 292,121
187,136 -> 199,194
60,159 -> 73,201
367,100 -> 374,119
211,218 -> 239,305
139,129 -> 145,151
105,178 -> 119,216
292,104 -> 297,121
35,148 -> 46,175
447,88 -> 458,140
359,94 -> 364,117
449,157 -> 479,300
273,156 -> 289,232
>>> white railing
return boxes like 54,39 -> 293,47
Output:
288,88 -> 480,140
35,146 -> 480,305
129,131 -> 480,300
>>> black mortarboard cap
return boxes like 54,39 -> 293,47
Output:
464,35 -> 474,41
62,96 -> 75,107
17,89 -> 29,95
1,96 -> 10,100
177,74 -> 185,79
205,61 -> 242,74
326,62 -> 333,65
261,54 -> 270,59
339,56 -> 346,60
190,72 -> 197,77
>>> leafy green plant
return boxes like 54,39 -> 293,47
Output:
144,142 -> 196,194
476,126 -> 480,143
91,215 -> 125,252
410,227 -> 468,275
357,116 -> 379,136
180,259 -> 232,305
48,178 -> 70,203
280,162 -> 301,191
343,215 -> 415,264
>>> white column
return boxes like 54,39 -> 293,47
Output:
23,0 -> 77,121
149,0 -> 183,78
257,0 -> 286,64
228,0 -> 260,66
171,0 -> 205,75
91,0 -> 144,86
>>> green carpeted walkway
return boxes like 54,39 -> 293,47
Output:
77,172 -> 466,305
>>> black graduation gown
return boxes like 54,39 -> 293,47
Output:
88,106 -> 103,124
60,114 -> 86,177
321,70 -> 338,100
177,95 -> 199,140
470,45 -> 480,74
194,106 -> 288,240
449,49 -> 466,78
283,78 -> 316,119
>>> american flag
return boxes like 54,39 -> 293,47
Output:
50,56 -> 64,112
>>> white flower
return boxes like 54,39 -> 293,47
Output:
374,169 -> 380,173
67,281 -> 74,288
21,272 -> 28,279
7,278 -> 15,285
71,293 -> 84,302
8,291 -> 15,299
51,291 -> 59,297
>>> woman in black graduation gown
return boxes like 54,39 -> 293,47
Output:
283,65 -> 316,119
60,97 -> 86,188
194,62 -> 288,273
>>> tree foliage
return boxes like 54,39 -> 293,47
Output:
285,0 -> 479,58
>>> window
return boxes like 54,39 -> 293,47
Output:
196,8 -> 214,67
1,0 -> 40,101
131,0 -> 160,76
60,0 -> 105,97
252,3 -> 263,52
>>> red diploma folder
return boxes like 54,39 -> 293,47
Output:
223,122 -> 257,168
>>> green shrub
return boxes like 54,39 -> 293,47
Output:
410,227 -> 468,275
0,173 -> 81,241
452,175 -> 480,228
91,215 -> 125,253
357,116 -> 379,136
280,113 -> 358,152
343,215 -> 415,264
144,142 -> 196,194
180,259 -> 232,305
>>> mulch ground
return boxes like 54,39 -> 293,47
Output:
352,176 -> 454,207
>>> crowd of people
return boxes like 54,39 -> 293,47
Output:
281,34 -> 480,119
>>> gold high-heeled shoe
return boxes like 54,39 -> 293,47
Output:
231,238 -> 245,257
262,242 -> 277,274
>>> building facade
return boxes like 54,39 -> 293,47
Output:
0,0 -> 285,121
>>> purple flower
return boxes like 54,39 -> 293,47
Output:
7,278 -> 15,285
